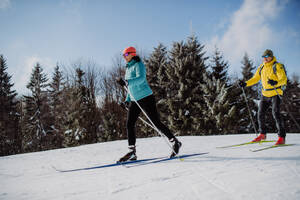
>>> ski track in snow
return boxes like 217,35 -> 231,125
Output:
1,134 -> 300,200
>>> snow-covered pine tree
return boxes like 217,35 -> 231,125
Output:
80,66 -> 101,144
282,76 -> 300,132
201,49 -> 242,134
165,36 -> 208,135
145,43 -> 168,99
74,68 -> 88,136
23,63 -> 50,151
210,47 -> 229,83
239,53 -> 260,133
0,55 -> 20,156
59,84 -> 79,147
48,64 -> 64,148
201,72 -> 237,134
241,53 -> 258,99
99,97 -> 122,142
143,43 -> 169,136
63,68 -> 87,146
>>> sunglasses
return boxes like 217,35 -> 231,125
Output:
123,52 -> 133,57
262,55 -> 270,58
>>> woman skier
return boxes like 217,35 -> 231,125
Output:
117,46 -> 182,162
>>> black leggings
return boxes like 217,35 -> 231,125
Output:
258,95 -> 286,137
126,95 -> 175,146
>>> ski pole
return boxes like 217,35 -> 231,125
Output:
123,85 -> 181,159
241,86 -> 258,135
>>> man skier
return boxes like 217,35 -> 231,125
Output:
117,46 -> 182,162
239,49 -> 287,145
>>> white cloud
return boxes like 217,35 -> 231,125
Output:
0,0 -> 11,9
207,0 -> 286,73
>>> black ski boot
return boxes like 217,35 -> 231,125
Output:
169,138 -> 182,158
117,145 -> 137,163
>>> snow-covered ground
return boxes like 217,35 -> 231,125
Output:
1,134 -> 300,200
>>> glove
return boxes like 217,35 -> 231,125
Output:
120,101 -> 129,110
116,77 -> 127,87
268,79 -> 278,86
238,80 -> 246,88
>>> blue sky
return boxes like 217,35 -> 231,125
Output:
1,0 -> 300,94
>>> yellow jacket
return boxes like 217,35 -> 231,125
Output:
246,57 -> 287,97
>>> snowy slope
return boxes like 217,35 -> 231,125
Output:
1,134 -> 300,200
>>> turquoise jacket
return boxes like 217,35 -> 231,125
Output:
125,57 -> 153,102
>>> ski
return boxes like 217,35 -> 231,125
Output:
52,152 -> 208,173
250,144 -> 295,152
52,157 -> 162,172
216,140 -> 276,148
124,152 -> 209,168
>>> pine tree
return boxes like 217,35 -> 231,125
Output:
201,73 -> 237,134
165,36 -> 208,135
48,64 -> 64,148
282,77 -> 300,132
63,68 -> 86,146
60,85 -> 79,147
23,63 -> 50,151
0,55 -> 20,156
143,43 -> 169,136
80,69 -> 100,144
201,49 -> 241,134
144,43 -> 168,99
62,66 -> 101,146
241,53 -> 258,99
210,47 -> 229,83
99,97 -> 123,142
239,53 -> 259,133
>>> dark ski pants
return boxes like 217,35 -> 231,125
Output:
126,94 -> 175,146
258,95 -> 286,138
